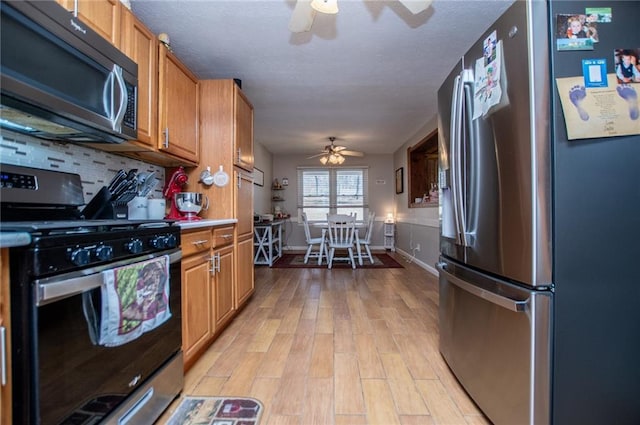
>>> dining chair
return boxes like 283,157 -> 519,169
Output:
302,212 -> 327,264
326,214 -> 357,269
359,212 -> 376,264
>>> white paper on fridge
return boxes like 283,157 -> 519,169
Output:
473,38 -> 504,119
556,74 -> 640,140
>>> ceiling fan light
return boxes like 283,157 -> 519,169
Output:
336,155 -> 345,164
310,0 -> 338,15
320,156 -> 329,165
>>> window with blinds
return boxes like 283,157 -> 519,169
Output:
297,167 -> 369,221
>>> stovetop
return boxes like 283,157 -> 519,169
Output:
5,219 -> 181,278
1,219 -> 174,235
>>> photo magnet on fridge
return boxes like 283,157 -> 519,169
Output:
614,48 -> 640,84
584,7 -> 612,23
582,59 -> 607,88
556,14 -> 597,51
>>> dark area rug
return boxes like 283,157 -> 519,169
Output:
167,396 -> 263,424
271,252 -> 403,269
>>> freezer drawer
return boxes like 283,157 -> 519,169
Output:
438,259 -> 551,425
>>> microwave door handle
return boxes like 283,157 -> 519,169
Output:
103,70 -> 115,124
112,65 -> 127,132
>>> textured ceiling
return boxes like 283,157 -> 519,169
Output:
131,0 -> 515,157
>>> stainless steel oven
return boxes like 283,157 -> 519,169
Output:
1,165 -> 183,424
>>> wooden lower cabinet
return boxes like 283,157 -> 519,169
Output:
235,234 -> 255,308
181,225 -> 238,370
213,244 -> 234,329
1,249 -> 11,425
181,252 -> 213,365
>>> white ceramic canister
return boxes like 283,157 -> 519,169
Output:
128,196 -> 148,220
147,198 -> 167,220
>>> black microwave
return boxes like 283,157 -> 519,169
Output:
0,0 -> 137,143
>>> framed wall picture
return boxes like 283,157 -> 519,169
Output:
253,167 -> 264,187
395,167 -> 404,194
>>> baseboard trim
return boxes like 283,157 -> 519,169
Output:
395,248 -> 438,276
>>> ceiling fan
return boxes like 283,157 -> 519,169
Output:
308,137 -> 365,164
289,0 -> 433,33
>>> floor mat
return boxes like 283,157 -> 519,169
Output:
271,252 -> 403,269
167,396 -> 263,425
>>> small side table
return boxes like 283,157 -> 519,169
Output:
253,220 -> 284,266
383,220 -> 395,252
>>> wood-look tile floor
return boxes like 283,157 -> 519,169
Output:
158,253 -> 490,425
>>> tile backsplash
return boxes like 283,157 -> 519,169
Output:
0,130 -> 165,204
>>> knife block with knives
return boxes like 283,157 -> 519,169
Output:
81,169 -> 141,219
81,186 -> 129,219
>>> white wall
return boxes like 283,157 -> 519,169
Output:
252,141 -> 272,215
393,116 -> 440,275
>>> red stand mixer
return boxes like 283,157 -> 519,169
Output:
163,166 -> 188,220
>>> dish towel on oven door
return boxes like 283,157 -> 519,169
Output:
87,255 -> 172,347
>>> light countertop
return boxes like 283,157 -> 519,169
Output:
177,218 -> 237,230
0,232 -> 32,248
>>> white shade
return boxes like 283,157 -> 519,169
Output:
319,152 -> 346,165
310,0 -> 338,15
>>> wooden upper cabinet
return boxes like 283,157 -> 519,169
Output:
158,46 -> 199,165
195,79 -> 255,219
56,0 -> 122,47
120,8 -> 158,148
235,88 -> 254,171
235,169 -> 254,239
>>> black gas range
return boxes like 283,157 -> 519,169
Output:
1,164 -> 183,425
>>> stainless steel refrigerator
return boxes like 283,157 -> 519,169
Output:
436,1 -> 640,424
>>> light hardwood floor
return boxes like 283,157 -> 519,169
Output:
158,253 -> 490,425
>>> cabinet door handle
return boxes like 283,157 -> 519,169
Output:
163,127 -> 169,148
191,239 -> 210,245
1,326 -> 6,386
221,234 -> 233,240
209,253 -> 221,274
237,148 -> 241,164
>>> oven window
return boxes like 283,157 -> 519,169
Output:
36,263 -> 181,424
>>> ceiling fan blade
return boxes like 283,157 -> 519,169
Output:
340,150 -> 364,157
307,152 -> 328,159
289,0 -> 316,33
397,0 -> 432,14
332,145 -> 348,152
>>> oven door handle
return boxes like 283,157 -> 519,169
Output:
35,249 -> 182,306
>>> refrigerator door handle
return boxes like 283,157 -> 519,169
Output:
450,74 -> 465,246
437,263 -> 529,313
460,71 -> 476,246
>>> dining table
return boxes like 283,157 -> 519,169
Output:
312,221 -> 368,267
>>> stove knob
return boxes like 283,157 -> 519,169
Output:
127,239 -> 144,254
150,236 -> 167,249
95,245 -> 114,261
70,248 -> 91,266
165,234 -> 178,248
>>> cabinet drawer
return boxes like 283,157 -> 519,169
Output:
212,226 -> 235,248
181,229 -> 213,256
